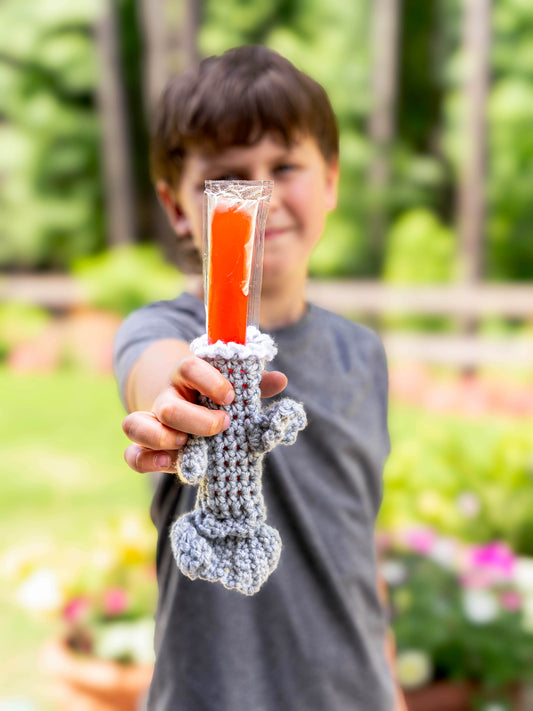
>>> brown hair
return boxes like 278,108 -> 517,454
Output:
150,45 -> 339,189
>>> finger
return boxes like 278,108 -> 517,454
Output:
260,370 -> 288,398
153,394 -> 230,437
173,355 -> 234,405
122,411 -> 188,450
124,443 -> 178,474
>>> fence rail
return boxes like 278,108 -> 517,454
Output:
306,280 -> 533,318
2,275 -> 532,366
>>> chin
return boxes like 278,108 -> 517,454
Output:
261,270 -> 284,293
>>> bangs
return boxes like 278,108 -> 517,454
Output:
182,70 -> 314,153
151,46 -> 339,186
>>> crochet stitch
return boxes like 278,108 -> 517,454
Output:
170,327 -> 307,595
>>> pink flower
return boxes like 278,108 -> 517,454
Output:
472,542 -> 515,576
403,528 -> 437,556
500,590 -> 521,612
63,596 -> 91,623
102,588 -> 129,616
462,542 -> 516,588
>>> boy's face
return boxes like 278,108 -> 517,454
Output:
162,134 -> 339,291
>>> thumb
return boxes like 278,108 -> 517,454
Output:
260,370 -> 287,398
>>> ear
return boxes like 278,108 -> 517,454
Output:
324,158 -> 340,211
156,180 -> 190,236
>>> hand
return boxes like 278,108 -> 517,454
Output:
122,354 -> 287,474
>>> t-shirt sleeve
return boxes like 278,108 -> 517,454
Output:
113,296 -> 204,409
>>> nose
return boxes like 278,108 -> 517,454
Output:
247,166 -> 279,211
267,181 -> 280,213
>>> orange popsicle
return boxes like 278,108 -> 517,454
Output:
207,203 -> 255,344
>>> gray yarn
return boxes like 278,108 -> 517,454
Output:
170,327 -> 307,595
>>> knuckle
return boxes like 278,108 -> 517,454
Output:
122,415 -> 140,441
178,355 -> 199,381
207,411 -> 226,437
158,425 -> 171,451
124,446 -> 141,472
157,401 -> 178,426
213,379 -> 231,402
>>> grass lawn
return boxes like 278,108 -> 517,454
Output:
0,365 -> 153,708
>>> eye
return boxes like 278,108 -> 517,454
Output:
273,163 -> 297,176
213,172 -> 245,182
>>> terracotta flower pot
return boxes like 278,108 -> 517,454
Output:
40,639 -> 153,711
405,680 -> 527,711
405,681 -> 474,711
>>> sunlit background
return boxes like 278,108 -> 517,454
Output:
1,1 -> 532,709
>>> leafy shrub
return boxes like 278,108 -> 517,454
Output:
309,214 -> 364,278
379,529 -> 533,704
383,208 -> 456,284
381,208 -> 456,331
380,406 -> 533,556
0,0 -> 102,269
9,513 -> 157,665
71,245 -> 184,316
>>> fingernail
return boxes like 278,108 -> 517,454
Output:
155,453 -> 171,469
222,413 -> 231,430
222,390 -> 234,405
176,433 -> 188,447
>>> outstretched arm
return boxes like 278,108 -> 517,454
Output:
121,338 -> 287,474
122,338 -> 233,473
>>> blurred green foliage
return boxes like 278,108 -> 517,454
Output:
441,0 -> 533,281
381,209 -> 455,331
0,301 -> 51,360
383,209 -> 456,284
0,0 -> 102,269
0,0 -> 532,281
380,406 -> 533,556
72,245 -> 184,316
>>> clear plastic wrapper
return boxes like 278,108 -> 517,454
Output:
203,180 -> 274,344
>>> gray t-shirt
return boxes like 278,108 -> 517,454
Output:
113,292 -> 394,711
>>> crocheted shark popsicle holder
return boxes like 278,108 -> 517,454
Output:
170,326 -> 306,595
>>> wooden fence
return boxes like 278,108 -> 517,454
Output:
306,280 -> 533,367
1,274 -> 532,367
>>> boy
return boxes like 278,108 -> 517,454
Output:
114,45 -> 405,710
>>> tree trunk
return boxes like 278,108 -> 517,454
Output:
182,0 -> 201,67
456,0 -> 491,288
137,0 -> 169,117
368,0 -> 402,273
95,0 -> 137,246
137,0 -> 202,267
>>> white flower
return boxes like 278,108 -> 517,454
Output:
15,568 -> 63,614
380,559 -> 408,587
94,618 -> 155,664
462,588 -> 499,625
396,649 -> 433,690
481,704 -> 507,711
429,537 -> 458,570
456,491 -> 481,519
514,558 -> 533,593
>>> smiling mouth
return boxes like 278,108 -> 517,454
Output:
265,226 -> 290,240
